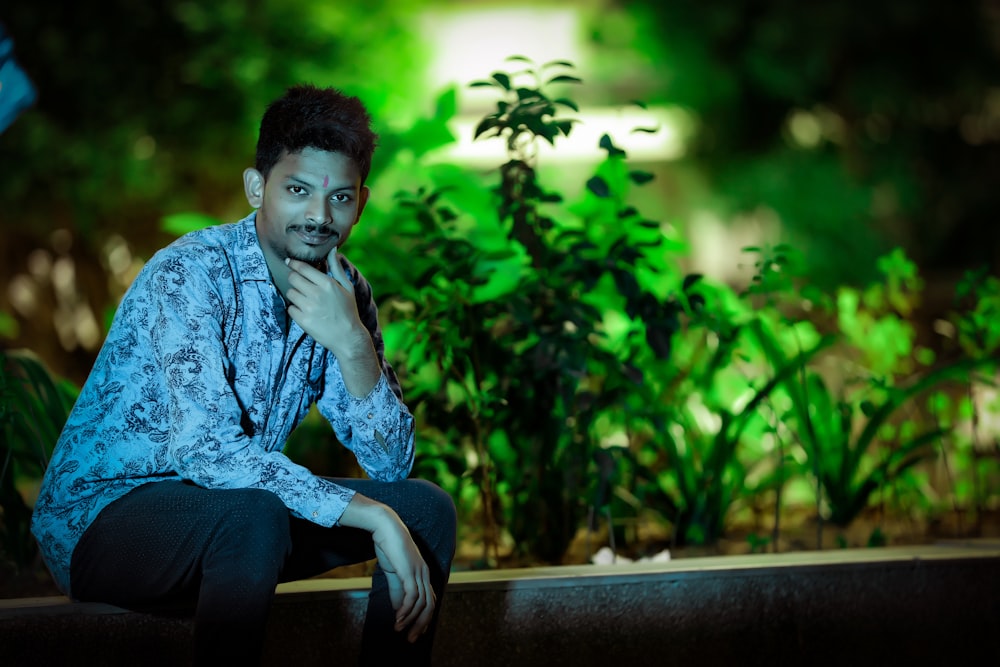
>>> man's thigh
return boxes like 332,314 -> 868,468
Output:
70,480 -> 287,607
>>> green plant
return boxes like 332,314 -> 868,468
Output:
836,248 -> 928,379
746,532 -> 771,554
931,267 -> 1000,532
379,57 -> 690,564
731,247 -> 988,547
630,307 -> 833,547
738,242 -> 830,551
754,320 -> 988,543
953,267 -> 1000,361
0,349 -> 77,574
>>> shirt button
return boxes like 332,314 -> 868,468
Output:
367,413 -> 374,420
312,511 -> 319,518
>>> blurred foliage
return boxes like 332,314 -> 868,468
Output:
0,0 -> 431,239
3,0 -> 998,374
0,350 -> 76,576
602,0 -> 1000,285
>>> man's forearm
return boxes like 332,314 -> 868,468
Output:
338,491 -> 395,532
332,333 -> 382,398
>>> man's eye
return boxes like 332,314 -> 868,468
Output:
289,186 -> 306,195
331,193 -> 350,203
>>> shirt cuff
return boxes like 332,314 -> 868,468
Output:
307,480 -> 357,527
346,372 -> 394,422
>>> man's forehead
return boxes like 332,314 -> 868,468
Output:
272,148 -> 360,185
279,146 -> 353,163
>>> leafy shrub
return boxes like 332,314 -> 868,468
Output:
0,349 -> 76,574
376,57 -> 695,563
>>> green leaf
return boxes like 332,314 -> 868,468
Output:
404,118 -> 455,156
539,190 -> 563,203
434,86 -> 457,119
598,133 -> 627,158
554,119 -> 576,137
553,97 -> 579,112
492,72 -> 511,90
515,87 -> 544,103
546,75 -> 583,85
587,176 -> 611,198
629,170 -> 655,185
538,123 -> 559,146
682,274 -> 703,291
473,116 -> 501,140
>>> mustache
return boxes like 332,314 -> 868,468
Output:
289,223 -> 334,234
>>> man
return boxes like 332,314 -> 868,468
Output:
31,84 -> 456,665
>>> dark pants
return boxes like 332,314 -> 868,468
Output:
70,478 -> 457,666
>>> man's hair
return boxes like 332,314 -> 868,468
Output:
255,84 -> 379,184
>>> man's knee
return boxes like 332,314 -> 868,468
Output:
396,480 -> 457,555
409,480 -> 457,524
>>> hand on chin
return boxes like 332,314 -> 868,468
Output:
288,246 -> 329,270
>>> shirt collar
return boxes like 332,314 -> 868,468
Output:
234,211 -> 273,283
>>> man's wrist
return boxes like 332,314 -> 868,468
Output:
326,329 -> 375,362
339,493 -> 394,533
330,332 -> 382,397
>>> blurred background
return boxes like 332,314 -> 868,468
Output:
2,0 -> 1000,585
3,0 -> 998,385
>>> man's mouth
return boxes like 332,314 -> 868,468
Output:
292,225 -> 335,245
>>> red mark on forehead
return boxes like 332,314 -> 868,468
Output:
323,175 -> 329,188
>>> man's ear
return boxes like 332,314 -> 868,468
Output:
243,168 -> 265,208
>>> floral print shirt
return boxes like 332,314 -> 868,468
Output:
31,212 -> 415,596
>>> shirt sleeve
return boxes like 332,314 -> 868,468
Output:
145,252 -> 357,527
315,257 -> 415,482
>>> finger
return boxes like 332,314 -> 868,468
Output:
284,286 -> 303,305
284,257 -> 326,286
286,275 -> 320,306
326,248 -> 353,292
399,569 -> 432,634
284,261 -> 311,293
408,606 -> 434,643
407,578 -> 435,642
399,569 -> 433,632
385,570 -> 405,612
394,575 -> 420,630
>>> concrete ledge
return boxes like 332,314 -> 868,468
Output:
2,542 -> 999,666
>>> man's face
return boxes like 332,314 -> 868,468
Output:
245,147 -> 370,270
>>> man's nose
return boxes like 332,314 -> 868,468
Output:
306,200 -> 331,225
